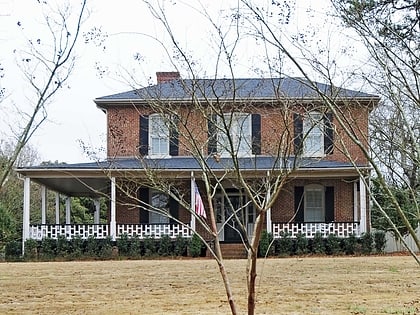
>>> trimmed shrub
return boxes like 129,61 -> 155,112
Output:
343,234 -> 358,255
276,232 -> 293,256
295,233 -> 308,255
116,233 -> 131,256
24,239 -> 39,260
174,235 -> 188,257
40,238 -> 56,259
374,231 -> 386,253
325,234 -> 341,255
144,236 -> 157,257
98,237 -> 113,258
85,236 -> 98,257
189,233 -> 203,257
259,231 -> 274,257
311,232 -> 325,254
360,232 -> 374,255
158,235 -> 172,256
129,235 -> 143,257
70,235 -> 84,258
57,235 -> 71,257
5,240 -> 22,261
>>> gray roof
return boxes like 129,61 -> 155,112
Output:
95,77 -> 378,104
18,156 -> 365,172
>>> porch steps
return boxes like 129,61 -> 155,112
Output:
207,243 -> 247,259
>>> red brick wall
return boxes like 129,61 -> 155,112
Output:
106,103 -> 370,164
271,178 -> 356,222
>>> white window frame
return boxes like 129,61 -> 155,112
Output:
149,190 -> 170,224
217,113 -> 252,157
303,111 -> 324,157
304,184 -> 324,222
149,114 -> 170,157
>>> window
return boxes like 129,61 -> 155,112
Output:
149,114 -> 169,157
149,191 -> 169,224
217,113 -> 252,156
303,111 -> 324,157
304,184 -> 324,222
294,111 -> 334,157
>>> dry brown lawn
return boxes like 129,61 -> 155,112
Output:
0,256 -> 419,314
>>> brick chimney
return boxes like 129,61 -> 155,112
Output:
156,71 -> 180,83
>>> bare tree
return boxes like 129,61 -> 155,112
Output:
0,0 -> 88,190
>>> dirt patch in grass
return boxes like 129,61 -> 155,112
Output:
0,256 -> 418,314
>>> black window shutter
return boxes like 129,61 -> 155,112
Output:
138,187 -> 149,223
139,115 -> 149,156
169,115 -> 179,156
251,114 -> 261,155
169,196 -> 179,224
294,186 -> 304,223
324,113 -> 334,154
325,186 -> 334,222
207,114 -> 218,155
293,113 -> 303,156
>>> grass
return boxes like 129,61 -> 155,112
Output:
0,256 -> 418,314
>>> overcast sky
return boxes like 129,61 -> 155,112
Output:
0,0 -> 340,164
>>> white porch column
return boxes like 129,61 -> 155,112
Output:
353,182 -> 359,223
266,171 -> 272,234
41,185 -> 47,225
94,199 -> 100,224
65,197 -> 71,224
22,177 -> 31,254
55,192 -> 60,224
190,172 -> 196,232
110,177 -> 117,241
359,177 -> 367,234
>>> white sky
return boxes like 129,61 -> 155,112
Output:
0,0 -> 353,164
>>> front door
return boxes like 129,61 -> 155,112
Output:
215,192 -> 255,243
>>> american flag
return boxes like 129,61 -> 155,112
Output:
194,182 -> 207,218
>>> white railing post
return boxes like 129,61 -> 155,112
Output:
110,177 -> 117,241
360,177 -> 367,234
22,177 -> 31,255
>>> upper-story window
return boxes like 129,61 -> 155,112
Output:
139,114 -> 179,157
294,111 -> 334,158
208,113 -> 261,157
149,114 -> 169,157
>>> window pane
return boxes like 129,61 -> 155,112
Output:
150,192 -> 169,224
305,187 -> 324,222
149,114 -> 169,156
218,113 -> 251,156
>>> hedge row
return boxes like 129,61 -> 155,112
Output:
258,231 -> 387,257
5,234 -> 205,261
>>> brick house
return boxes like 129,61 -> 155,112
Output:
17,72 -> 379,252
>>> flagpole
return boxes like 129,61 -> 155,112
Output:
190,171 -> 196,232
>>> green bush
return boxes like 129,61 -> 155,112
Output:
343,234 -> 358,255
360,232 -> 373,255
24,239 -> 39,260
158,235 -> 172,256
5,240 -> 22,261
189,233 -> 203,257
174,235 -> 188,256
57,235 -> 71,257
144,236 -> 157,257
98,237 -> 113,258
295,233 -> 308,255
85,236 -> 98,257
276,232 -> 293,256
129,235 -> 143,257
117,234 -> 131,256
40,238 -> 56,259
70,235 -> 84,258
311,232 -> 325,254
259,231 -> 274,257
325,234 -> 341,255
373,231 -> 386,253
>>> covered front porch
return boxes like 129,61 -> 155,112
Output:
17,157 -> 369,254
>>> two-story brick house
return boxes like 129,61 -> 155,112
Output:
17,72 -> 379,253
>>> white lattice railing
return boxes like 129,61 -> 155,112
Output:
117,224 -> 192,239
272,222 -> 360,238
29,224 -> 110,240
